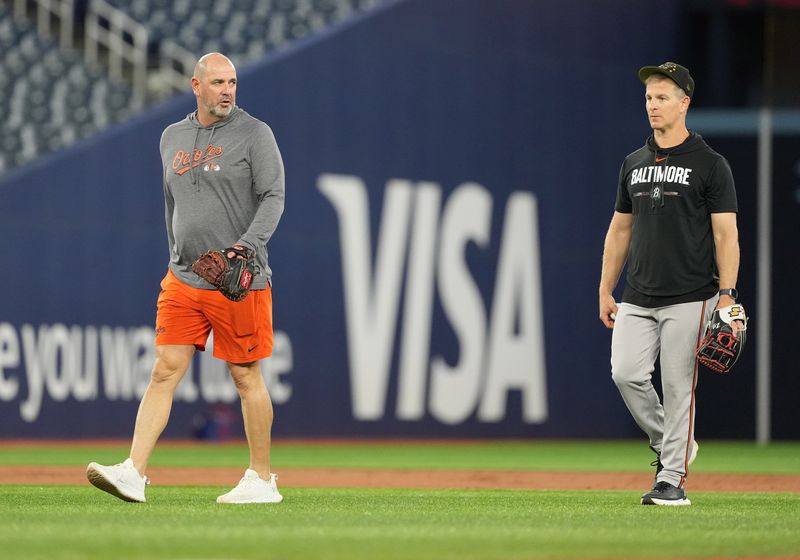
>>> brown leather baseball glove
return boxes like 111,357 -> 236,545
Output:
191,246 -> 260,302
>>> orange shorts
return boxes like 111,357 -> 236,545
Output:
155,270 -> 273,363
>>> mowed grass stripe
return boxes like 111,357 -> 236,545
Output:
0,486 -> 798,560
0,440 -> 799,474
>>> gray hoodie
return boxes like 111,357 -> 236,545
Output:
159,106 -> 285,290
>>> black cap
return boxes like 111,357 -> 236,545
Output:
639,62 -> 695,97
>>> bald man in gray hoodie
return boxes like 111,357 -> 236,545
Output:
87,53 -> 285,504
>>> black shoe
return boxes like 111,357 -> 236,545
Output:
641,481 -> 691,506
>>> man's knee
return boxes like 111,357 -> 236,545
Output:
151,362 -> 184,385
151,346 -> 193,384
611,367 -> 628,387
227,362 -> 263,393
611,355 -> 648,387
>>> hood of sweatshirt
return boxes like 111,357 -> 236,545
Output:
643,131 -> 706,208
645,130 -> 706,157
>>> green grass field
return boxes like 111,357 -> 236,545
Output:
1,440 -> 799,559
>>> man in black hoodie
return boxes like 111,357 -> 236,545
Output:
598,62 -> 743,506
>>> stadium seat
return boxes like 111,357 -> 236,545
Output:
0,0 -> 382,173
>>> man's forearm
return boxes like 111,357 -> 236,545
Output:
712,213 -> 740,291
715,236 -> 740,290
600,229 -> 631,295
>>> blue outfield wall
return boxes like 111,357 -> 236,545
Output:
2,0 -> 794,439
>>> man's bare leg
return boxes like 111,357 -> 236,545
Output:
228,361 -> 273,479
129,344 -> 195,475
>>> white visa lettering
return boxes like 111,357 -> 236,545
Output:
479,192 -> 547,422
321,174 -> 549,425
396,183 -> 441,420
317,174 -> 413,420
429,183 -> 492,424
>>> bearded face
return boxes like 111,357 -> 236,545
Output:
192,55 -> 237,126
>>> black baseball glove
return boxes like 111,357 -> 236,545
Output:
696,303 -> 748,374
191,246 -> 260,302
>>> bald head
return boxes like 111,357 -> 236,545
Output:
193,52 -> 235,80
191,52 -> 237,127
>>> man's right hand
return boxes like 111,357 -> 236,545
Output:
599,293 -> 618,329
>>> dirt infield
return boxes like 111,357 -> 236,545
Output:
2,465 -> 799,492
1,440 -> 797,492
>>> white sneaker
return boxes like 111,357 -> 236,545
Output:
86,458 -> 149,503
216,469 -> 283,504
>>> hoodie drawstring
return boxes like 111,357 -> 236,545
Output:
190,126 -> 201,191
208,124 -> 216,148
190,124 -> 217,192
650,151 -> 670,209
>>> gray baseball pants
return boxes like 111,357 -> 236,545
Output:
611,295 -> 716,488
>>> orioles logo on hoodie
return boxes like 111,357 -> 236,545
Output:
172,144 -> 224,175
